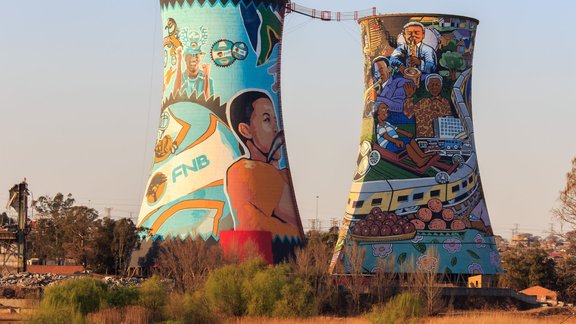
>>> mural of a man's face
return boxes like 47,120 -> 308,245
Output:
375,61 -> 390,82
184,53 -> 201,75
428,78 -> 442,97
404,25 -> 424,45
240,98 -> 280,161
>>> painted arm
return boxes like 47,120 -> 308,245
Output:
420,46 -> 437,73
233,202 -> 298,236
383,132 -> 404,148
389,45 -> 405,68
172,47 -> 183,97
403,82 -> 419,119
396,128 -> 414,138
201,64 -> 212,99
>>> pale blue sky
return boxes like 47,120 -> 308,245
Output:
1,0 -> 574,239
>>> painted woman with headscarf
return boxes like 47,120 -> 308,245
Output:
403,74 -> 451,138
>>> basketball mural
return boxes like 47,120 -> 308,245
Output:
330,14 -> 501,275
138,0 -> 303,263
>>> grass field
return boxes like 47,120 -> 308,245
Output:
2,307 -> 575,323
232,311 -> 576,324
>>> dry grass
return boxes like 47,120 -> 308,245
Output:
425,311 -> 576,324
86,306 -> 152,324
232,317 -> 369,324
231,310 -> 576,324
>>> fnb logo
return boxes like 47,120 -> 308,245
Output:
172,155 -> 210,182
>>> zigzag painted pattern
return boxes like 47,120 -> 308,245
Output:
160,0 -> 286,9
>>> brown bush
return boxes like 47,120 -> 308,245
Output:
86,306 -> 152,324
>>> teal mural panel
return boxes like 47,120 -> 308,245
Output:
138,0 -> 303,262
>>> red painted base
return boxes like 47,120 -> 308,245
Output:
219,230 -> 273,264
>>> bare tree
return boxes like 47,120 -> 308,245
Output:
554,158 -> 576,229
372,256 -> 398,304
294,232 -> 337,313
342,241 -> 366,315
409,248 -> 443,316
156,238 -> 224,292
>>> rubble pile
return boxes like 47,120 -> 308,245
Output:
0,273 -> 146,290
0,273 -> 69,288
102,276 -> 145,287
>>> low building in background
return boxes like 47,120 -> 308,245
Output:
520,286 -> 558,304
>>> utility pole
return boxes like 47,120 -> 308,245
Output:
307,219 -> 317,231
315,195 -> 319,226
330,218 -> 339,229
512,223 -> 519,236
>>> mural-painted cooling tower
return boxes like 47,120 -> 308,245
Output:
137,0 -> 303,263
330,14 -> 501,275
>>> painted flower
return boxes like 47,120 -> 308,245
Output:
474,233 -> 486,248
372,243 -> 393,258
468,262 -> 483,275
443,238 -> 462,254
490,251 -> 501,267
417,254 -> 439,272
411,234 -> 424,243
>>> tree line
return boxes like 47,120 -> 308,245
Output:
27,193 -> 140,275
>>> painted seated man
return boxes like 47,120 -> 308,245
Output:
403,74 -> 452,138
376,103 -> 435,168
226,90 -> 300,238
371,56 -> 414,125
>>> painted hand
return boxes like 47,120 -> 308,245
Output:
404,82 -> 416,98
408,56 -> 421,67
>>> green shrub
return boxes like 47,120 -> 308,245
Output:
32,277 -> 108,323
32,304 -> 85,324
204,258 -> 266,316
138,275 -> 167,320
106,285 -> 140,308
164,291 -> 219,324
366,292 -> 424,324
245,265 -> 286,316
41,277 -> 107,314
205,259 -> 316,318
272,276 -> 316,317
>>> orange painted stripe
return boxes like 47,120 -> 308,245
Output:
140,180 -> 225,232
150,199 -> 224,236
198,179 -> 224,190
180,114 -> 218,152
138,206 -> 162,228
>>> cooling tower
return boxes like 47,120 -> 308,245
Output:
137,0 -> 303,263
330,14 -> 501,275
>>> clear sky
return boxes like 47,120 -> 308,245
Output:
1,0 -> 574,239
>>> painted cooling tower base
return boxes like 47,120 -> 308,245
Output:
330,14 -> 502,276
136,0 -> 304,268
220,230 -> 274,264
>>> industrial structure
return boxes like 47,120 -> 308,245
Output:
330,14 -> 501,277
136,0 -> 304,263
0,181 -> 30,274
